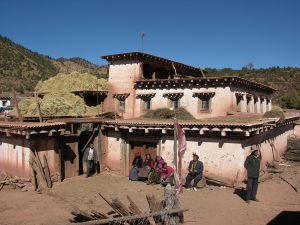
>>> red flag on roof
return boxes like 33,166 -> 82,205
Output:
141,32 -> 145,39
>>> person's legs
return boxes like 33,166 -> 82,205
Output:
87,160 -> 93,177
193,177 -> 201,188
246,178 -> 253,202
185,174 -> 194,189
86,161 -> 90,177
251,178 -> 259,200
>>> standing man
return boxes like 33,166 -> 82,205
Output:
83,143 -> 98,178
184,153 -> 203,191
244,145 -> 262,203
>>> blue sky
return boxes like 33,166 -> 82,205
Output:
0,0 -> 299,69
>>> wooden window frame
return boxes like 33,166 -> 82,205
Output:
198,98 -> 212,113
141,99 -> 152,112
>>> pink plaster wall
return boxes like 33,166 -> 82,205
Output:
104,61 -> 142,118
104,131 -> 122,172
294,125 -> 300,138
104,124 -> 294,184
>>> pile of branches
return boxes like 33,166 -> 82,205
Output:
69,185 -> 186,225
0,172 -> 31,192
29,151 -> 52,191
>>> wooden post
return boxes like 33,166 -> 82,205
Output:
173,120 -> 177,171
12,89 -> 23,122
34,92 -> 42,122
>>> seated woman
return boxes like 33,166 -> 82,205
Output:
160,163 -> 174,186
129,152 -> 143,181
139,154 -> 155,179
147,156 -> 164,185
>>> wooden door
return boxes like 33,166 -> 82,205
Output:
129,141 -> 157,167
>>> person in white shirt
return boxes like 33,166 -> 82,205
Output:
83,143 -> 98,177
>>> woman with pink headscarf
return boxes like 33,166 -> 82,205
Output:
147,156 -> 165,185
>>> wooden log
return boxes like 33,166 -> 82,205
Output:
90,210 -> 108,220
15,183 -> 26,188
66,208 -> 189,225
0,177 -> 30,184
33,151 -> 48,188
12,89 -> 23,122
43,154 -> 52,188
71,209 -> 95,222
205,177 -> 234,188
127,195 -> 143,215
279,176 -> 298,193
34,92 -> 43,122
111,198 -> 130,216
98,193 -> 122,217
29,159 -> 48,190
0,174 -> 8,191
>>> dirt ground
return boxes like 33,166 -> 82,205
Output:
1,163 -> 300,225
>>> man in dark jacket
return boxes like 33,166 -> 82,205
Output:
184,153 -> 203,191
83,143 -> 98,178
244,145 -> 262,203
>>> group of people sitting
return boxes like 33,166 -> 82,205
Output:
129,152 -> 203,191
129,152 -> 175,186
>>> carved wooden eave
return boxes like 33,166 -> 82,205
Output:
112,93 -> 130,101
102,52 -> 205,77
163,93 -> 184,100
135,76 -> 276,95
246,94 -> 253,99
0,122 -> 66,139
192,92 -> 215,99
235,92 -> 244,98
101,115 -> 300,138
72,90 -> 108,98
136,93 -> 156,100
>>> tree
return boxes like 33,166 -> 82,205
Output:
242,63 -> 254,71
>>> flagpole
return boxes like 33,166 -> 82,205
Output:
141,32 -> 144,52
173,117 -> 178,172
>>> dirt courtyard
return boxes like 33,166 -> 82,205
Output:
1,164 -> 300,225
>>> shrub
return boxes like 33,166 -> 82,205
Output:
263,106 -> 285,118
142,107 -> 195,120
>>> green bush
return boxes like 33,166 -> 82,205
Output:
263,106 -> 285,118
142,107 -> 195,120
280,90 -> 300,109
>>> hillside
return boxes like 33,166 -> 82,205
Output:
0,35 -> 107,93
1,35 -> 300,109
205,67 -> 300,109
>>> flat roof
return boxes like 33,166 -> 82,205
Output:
102,52 -> 206,77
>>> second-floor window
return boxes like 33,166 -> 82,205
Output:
172,99 -> 180,109
193,92 -> 215,113
118,100 -> 125,111
201,99 -> 210,111
163,93 -> 184,110
113,93 -> 130,113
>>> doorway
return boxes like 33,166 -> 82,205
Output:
129,141 -> 158,166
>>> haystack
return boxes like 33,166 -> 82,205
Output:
35,71 -> 108,93
15,71 -> 108,117
40,92 -> 86,116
